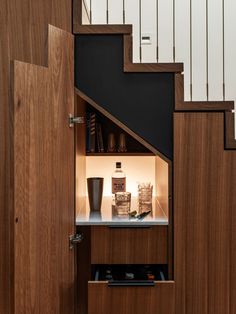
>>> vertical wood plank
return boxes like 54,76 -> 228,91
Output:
125,0 -> 140,62
140,0 -> 157,62
1,1 -> 72,313
208,0 -> 223,100
175,112 -> 234,314
13,26 -> 75,314
175,0 -> 191,100
108,0 -> 123,24
191,0 -> 207,100
91,0 -> 107,24
158,0 -> 173,62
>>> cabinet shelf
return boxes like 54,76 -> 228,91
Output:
86,152 -> 155,156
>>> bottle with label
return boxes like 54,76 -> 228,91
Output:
112,162 -> 126,194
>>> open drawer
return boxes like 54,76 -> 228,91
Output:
87,265 -> 174,314
88,280 -> 175,314
91,225 -> 168,264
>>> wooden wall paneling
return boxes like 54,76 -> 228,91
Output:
90,226 -> 168,264
140,0 -> 157,62
229,152 -> 236,314
13,25 -> 75,314
158,0 -> 173,62
77,226 -> 91,314
88,281 -> 175,314
91,0 -> 107,24
175,0 -> 191,100
75,94 -> 87,216
174,112 -> 235,314
191,0 -> 207,100
125,0 -> 140,62
0,2 -> 11,312
208,0 -> 223,100
1,1 -> 72,313
108,0 -> 123,24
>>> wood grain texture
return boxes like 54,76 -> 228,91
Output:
75,94 -> 87,217
77,226 -> 91,314
91,226 -> 168,264
74,24 -> 132,34
174,112 -> 236,314
88,281 -> 175,314
13,25 -> 75,314
0,1 -> 71,313
225,112 -> 236,149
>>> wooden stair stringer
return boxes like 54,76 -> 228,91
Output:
174,73 -> 236,149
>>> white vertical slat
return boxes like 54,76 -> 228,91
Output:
84,0 -> 91,11
140,0 -> 157,62
108,0 -> 123,24
175,0 -> 191,101
91,0 -> 107,24
82,0 -> 91,24
208,0 -> 223,100
225,0 -> 236,136
158,0 -> 173,62
225,0 -> 236,103
125,0 -> 140,62
192,0 -> 207,101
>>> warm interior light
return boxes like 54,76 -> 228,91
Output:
86,156 -> 156,196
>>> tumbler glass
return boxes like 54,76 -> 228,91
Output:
115,192 -> 131,215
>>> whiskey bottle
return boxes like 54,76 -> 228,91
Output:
112,162 -> 126,194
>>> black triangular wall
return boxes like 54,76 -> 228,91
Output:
75,35 -> 174,160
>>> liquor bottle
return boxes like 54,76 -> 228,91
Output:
111,162 -> 126,194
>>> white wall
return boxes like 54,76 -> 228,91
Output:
85,0 -> 236,136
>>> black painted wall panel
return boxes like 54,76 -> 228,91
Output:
75,35 -> 174,159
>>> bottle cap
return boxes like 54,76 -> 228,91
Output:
116,162 -> 121,168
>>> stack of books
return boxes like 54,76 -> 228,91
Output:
86,112 -> 104,153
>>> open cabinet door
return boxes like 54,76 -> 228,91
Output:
12,25 -> 75,313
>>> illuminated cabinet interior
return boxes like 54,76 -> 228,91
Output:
75,93 -> 171,225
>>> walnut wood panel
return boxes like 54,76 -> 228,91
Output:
74,24 -> 133,34
13,26 -> 75,314
88,281 -> 175,314
91,226 -> 168,264
75,94 -> 86,217
225,112 -> 236,149
77,226 -> 91,314
174,112 -> 236,314
0,1 -> 71,313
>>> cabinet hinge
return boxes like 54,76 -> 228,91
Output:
69,233 -> 83,249
69,114 -> 85,127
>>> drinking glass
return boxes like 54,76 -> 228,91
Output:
115,192 -> 131,215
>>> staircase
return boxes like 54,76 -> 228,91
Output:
73,0 -> 236,151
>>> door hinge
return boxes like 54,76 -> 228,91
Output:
69,114 -> 85,127
69,233 -> 83,249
